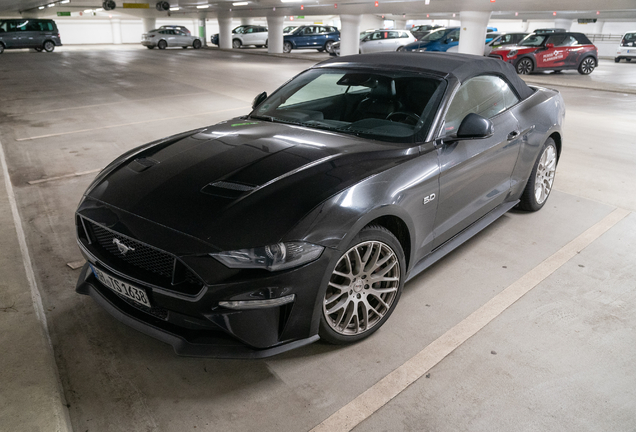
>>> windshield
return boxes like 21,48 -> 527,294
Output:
250,68 -> 446,143
622,33 -> 636,46
419,28 -> 447,42
519,34 -> 547,46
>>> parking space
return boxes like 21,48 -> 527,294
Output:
1,48 -> 635,431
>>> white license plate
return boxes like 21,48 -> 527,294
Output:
91,265 -> 151,308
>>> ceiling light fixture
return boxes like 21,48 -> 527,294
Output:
47,3 -> 55,7
170,6 -> 179,10
196,4 -> 210,8
425,0 -> 429,5
38,5 -> 45,8
232,1 -> 248,5
281,0 -> 302,3
60,0 -> 71,3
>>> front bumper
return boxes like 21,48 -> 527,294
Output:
76,263 -> 319,358
76,218 -> 336,358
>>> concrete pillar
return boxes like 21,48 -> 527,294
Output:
554,18 -> 573,31
457,11 -> 491,56
394,19 -> 406,30
142,17 -> 156,34
218,16 -> 233,49
592,20 -> 605,34
339,14 -> 362,56
360,14 -> 383,31
198,16 -> 207,44
267,15 -> 284,54
241,18 -> 254,25
111,18 -> 122,45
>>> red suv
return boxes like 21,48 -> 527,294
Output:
489,32 -> 598,75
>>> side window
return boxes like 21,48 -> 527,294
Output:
561,36 -> 578,46
446,29 -> 460,42
303,27 -> 314,35
370,32 -> 382,40
387,31 -> 399,39
501,34 -> 513,44
15,20 -> 29,31
319,27 -> 328,33
547,34 -> 566,46
245,27 -> 254,33
443,76 -> 519,135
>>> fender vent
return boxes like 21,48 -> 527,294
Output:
201,181 -> 256,198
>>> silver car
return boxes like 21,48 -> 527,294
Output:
142,28 -> 202,50
331,30 -> 417,56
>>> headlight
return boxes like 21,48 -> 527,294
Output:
507,49 -> 517,58
211,242 -> 324,271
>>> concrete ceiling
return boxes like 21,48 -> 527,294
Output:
4,0 -> 636,21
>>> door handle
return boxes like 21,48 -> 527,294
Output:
507,130 -> 520,141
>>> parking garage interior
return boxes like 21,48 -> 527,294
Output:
1,0 -> 636,430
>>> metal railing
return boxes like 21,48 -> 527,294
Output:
585,33 -> 623,43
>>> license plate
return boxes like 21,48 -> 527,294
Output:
91,265 -> 151,308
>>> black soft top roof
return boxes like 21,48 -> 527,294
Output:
317,52 -> 534,100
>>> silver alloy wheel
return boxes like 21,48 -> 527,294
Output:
232,39 -> 241,49
323,240 -> 400,336
580,57 -> 595,74
283,42 -> 292,53
534,144 -> 557,205
43,41 -> 55,52
517,58 -> 533,74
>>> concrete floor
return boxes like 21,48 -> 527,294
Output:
1,47 -> 635,432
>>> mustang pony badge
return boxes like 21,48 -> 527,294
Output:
113,238 -> 135,256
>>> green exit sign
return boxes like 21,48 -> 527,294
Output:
57,11 -> 71,16
297,15 -> 305,18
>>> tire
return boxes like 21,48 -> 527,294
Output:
516,57 -> 533,74
518,138 -> 558,212
193,39 -> 202,49
43,40 -> 55,52
146,46 -> 154,49
182,46 -> 188,49
319,225 -> 405,345
578,57 -> 596,75
397,46 -> 405,52
35,47 -> 43,52
615,57 -> 621,63
324,40 -> 334,53
232,39 -> 241,49
317,48 -> 324,52
157,40 -> 167,50
627,58 -> 632,62
283,41 -> 292,53
0,44 -> 4,54
265,39 -> 268,48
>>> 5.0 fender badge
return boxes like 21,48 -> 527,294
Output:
423,193 -> 436,205
113,238 -> 135,256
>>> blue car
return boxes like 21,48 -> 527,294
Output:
404,27 -> 497,52
283,25 -> 340,53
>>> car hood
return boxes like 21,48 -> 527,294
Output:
83,119 -> 416,251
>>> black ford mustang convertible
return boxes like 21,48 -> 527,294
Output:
75,52 -> 564,358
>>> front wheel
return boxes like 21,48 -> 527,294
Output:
319,225 -> 405,345
578,57 -> 596,75
232,39 -> 241,49
283,41 -> 292,53
157,40 -> 167,49
518,138 -> 558,212
516,58 -> 533,74
43,40 -> 55,52
324,40 -> 334,53
193,39 -> 202,49
396,46 -> 405,52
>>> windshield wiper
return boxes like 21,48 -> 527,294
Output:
249,115 -> 275,122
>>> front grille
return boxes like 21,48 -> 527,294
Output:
488,54 -> 503,60
82,219 -> 202,293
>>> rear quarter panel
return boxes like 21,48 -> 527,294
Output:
508,86 -> 565,199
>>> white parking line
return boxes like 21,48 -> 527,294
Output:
7,92 -> 205,117
27,168 -> 102,185
0,138 -> 73,432
15,106 -> 249,142
310,207 -> 630,432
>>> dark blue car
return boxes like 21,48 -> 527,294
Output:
283,25 -> 340,53
404,27 -> 497,52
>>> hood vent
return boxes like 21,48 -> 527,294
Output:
201,181 -> 256,199
127,157 -> 159,173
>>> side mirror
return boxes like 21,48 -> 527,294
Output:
252,91 -> 267,110
444,38 -> 451,44
456,113 -> 494,139
545,43 -> 555,49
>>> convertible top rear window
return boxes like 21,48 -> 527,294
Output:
251,68 -> 446,143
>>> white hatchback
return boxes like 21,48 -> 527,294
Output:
359,30 -> 417,54
615,31 -> 636,62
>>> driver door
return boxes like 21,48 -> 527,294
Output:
432,75 -> 522,248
